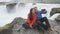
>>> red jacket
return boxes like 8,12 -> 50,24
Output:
27,13 -> 37,26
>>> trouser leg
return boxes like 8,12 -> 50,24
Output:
32,22 -> 39,29
40,23 -> 48,30
38,17 -> 51,30
42,17 -> 50,27
22,22 -> 30,29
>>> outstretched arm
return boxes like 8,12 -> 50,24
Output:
40,11 -> 47,14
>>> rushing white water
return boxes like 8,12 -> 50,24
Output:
0,3 -> 60,27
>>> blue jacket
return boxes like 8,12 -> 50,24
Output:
37,10 -> 47,20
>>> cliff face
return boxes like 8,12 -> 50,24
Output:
0,17 -> 60,34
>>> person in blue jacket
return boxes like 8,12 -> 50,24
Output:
34,7 -> 53,33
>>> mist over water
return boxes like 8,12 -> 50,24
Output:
0,3 -> 60,27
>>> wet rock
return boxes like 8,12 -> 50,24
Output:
55,15 -> 60,22
50,8 -> 60,16
0,24 -> 13,34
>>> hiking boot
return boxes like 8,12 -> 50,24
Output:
48,27 -> 53,33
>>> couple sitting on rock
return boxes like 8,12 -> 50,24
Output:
22,7 -> 53,33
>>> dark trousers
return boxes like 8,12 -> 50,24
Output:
22,22 -> 39,29
22,17 -> 50,30
38,17 -> 51,30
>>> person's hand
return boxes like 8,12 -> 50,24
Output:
30,25 -> 32,28
44,10 -> 47,12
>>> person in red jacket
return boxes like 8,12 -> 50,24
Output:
22,8 -> 39,29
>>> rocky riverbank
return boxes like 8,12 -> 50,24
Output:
0,17 -> 60,34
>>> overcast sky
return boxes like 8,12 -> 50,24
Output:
0,0 -> 11,2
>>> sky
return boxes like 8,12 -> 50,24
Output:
0,0 -> 11,2
0,3 -> 60,27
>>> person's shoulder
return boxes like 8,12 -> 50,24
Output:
28,13 -> 30,16
37,10 -> 41,13
38,10 -> 41,12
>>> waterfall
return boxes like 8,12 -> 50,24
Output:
0,3 -> 60,27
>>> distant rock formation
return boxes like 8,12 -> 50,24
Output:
50,8 -> 60,24
50,8 -> 60,16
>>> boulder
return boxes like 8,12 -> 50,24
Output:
0,24 -> 13,34
12,17 -> 44,34
50,8 -> 60,16
55,15 -> 60,21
